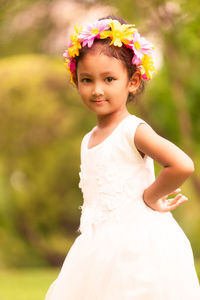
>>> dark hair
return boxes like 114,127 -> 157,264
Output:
73,15 -> 145,104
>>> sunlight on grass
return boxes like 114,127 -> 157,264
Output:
0,268 -> 59,300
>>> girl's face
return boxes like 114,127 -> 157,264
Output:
76,51 -> 138,118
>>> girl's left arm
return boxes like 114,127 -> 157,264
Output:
134,123 -> 194,212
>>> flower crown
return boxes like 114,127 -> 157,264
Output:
63,19 -> 157,84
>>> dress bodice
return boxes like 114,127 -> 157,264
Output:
78,114 -> 155,233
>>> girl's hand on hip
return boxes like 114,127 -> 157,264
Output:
143,188 -> 188,212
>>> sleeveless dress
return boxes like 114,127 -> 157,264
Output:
45,114 -> 200,300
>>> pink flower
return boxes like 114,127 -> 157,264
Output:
129,31 -> 155,66
64,58 -> 75,73
141,73 -> 148,80
78,19 -> 111,48
63,50 -> 68,58
68,59 -> 75,72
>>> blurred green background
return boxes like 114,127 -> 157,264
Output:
0,0 -> 200,299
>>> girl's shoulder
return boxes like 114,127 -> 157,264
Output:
80,125 -> 96,152
125,114 -> 150,126
80,130 -> 91,146
121,114 -> 152,141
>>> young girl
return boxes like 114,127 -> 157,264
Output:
45,15 -> 200,299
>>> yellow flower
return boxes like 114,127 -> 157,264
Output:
69,73 -> 75,84
71,25 -> 82,42
68,25 -> 82,57
91,28 -> 100,36
64,59 -> 75,84
134,41 -> 141,50
68,43 -> 81,57
100,20 -> 137,47
141,54 -> 157,80
64,58 -> 70,70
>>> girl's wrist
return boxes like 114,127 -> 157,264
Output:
142,189 -> 157,211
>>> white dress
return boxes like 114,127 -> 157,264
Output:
45,114 -> 200,300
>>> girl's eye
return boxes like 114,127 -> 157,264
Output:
105,77 -> 115,83
81,78 -> 92,83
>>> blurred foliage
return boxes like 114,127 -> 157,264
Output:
0,54 -> 95,267
0,0 -> 199,268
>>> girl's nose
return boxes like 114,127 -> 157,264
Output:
92,86 -> 104,97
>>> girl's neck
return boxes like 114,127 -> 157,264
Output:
96,109 -> 130,129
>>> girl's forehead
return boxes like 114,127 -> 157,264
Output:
77,51 -> 126,74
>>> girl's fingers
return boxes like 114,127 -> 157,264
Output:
167,194 -> 188,208
167,188 -> 181,196
152,193 -> 188,212
161,189 -> 181,202
167,193 -> 182,205
167,198 -> 188,211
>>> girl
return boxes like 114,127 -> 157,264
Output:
45,15 -> 200,299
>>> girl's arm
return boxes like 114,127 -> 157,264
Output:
134,123 -> 194,212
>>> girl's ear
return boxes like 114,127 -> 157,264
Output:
128,70 -> 141,94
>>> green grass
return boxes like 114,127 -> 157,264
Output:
0,264 -> 199,300
0,268 -> 59,300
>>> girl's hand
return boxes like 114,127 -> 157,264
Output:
143,188 -> 188,212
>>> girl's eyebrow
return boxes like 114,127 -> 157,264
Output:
79,71 -> 115,77
79,72 -> 91,77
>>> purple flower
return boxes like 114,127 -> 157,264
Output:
78,19 -> 111,48
129,32 -> 155,66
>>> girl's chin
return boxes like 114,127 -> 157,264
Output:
89,107 -> 110,115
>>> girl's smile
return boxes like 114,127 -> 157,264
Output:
91,100 -> 108,105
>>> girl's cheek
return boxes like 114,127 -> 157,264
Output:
80,89 -> 90,99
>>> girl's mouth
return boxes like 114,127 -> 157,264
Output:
91,100 -> 107,105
